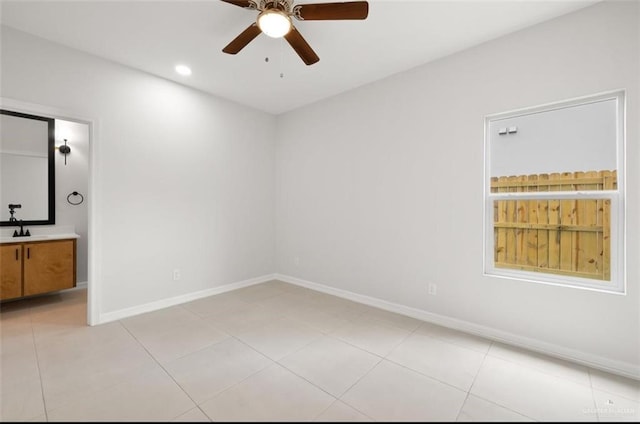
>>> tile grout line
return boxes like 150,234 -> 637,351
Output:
466,344 -> 567,422
585,367 -> 640,403
451,341 -> 548,423
116,319 -> 212,421
416,328 -> 494,355
588,368 -> 602,422
374,350 -> 481,395
206,291 -> 381,420
322,313 -> 491,395
452,340 -> 492,422
267,297 -> 390,419
464,393 -> 540,422
180,288 -> 352,404
484,349 -> 596,390
284,280 -> 633,395
175,326 -> 350,420
328,319 -> 424,421
326,314 -> 420,357
18,283 -> 633,422
452,341 -> 542,423
330,319 -> 449,421
379,355 -> 467,394
309,399 -> 343,422
329,355 -> 383,422
272,334 -> 383,421
161,306 -> 326,418
225,312 -> 360,405
28,308 -> 50,422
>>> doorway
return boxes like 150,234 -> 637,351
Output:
0,97 -> 97,325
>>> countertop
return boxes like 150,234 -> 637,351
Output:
0,233 -> 80,244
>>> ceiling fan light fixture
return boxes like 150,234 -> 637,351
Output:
257,9 -> 292,38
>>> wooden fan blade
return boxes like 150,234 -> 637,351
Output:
284,26 -> 319,65
294,1 -> 368,20
220,0 -> 255,9
222,23 -> 262,54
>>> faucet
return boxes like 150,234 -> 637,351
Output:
13,220 -> 31,237
13,219 -> 31,237
8,204 -> 30,237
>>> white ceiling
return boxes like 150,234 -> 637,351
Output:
1,0 -> 598,115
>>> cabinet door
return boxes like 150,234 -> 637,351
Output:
1,244 -> 23,300
23,240 -> 76,296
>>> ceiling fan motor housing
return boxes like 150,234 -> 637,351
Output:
254,0 -> 293,13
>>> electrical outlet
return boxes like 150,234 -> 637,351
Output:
173,269 -> 181,281
294,256 -> 300,266
428,283 -> 437,296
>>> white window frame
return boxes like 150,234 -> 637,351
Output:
483,90 -> 626,294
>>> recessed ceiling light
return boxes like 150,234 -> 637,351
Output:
175,65 -> 192,76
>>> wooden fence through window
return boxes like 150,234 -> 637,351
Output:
490,170 -> 616,281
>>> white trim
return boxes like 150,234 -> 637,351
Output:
275,273 -> 640,381
97,273 -> 277,324
485,89 -> 626,122
0,97 -> 101,325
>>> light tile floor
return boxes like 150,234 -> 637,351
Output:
1,280 -> 639,422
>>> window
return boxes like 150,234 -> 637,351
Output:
484,91 -> 625,293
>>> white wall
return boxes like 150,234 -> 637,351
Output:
276,1 -> 639,373
1,26 -> 277,316
55,119 -> 89,283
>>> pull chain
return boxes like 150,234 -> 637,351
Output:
265,39 -> 285,79
279,37 -> 285,79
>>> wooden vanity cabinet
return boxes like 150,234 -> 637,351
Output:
1,244 -> 23,300
0,238 -> 76,301
24,239 -> 76,296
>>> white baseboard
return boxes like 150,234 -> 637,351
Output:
275,273 -> 640,381
98,274 -> 277,324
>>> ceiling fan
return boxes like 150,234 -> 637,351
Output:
221,0 -> 369,65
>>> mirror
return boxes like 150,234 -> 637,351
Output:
0,109 -> 55,226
